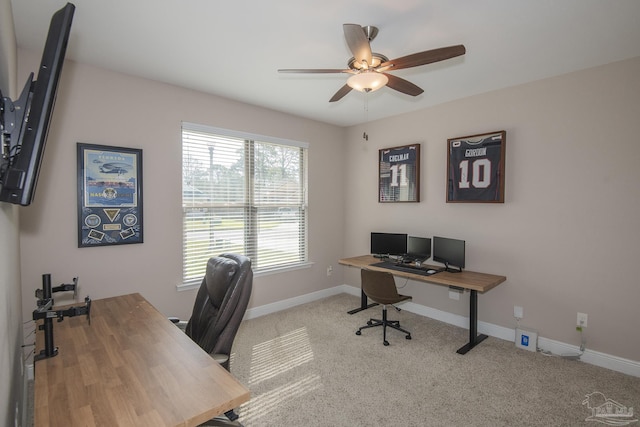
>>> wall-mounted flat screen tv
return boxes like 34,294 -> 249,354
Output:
0,3 -> 75,206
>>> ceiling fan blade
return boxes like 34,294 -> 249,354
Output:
383,73 -> 424,96
329,84 -> 353,102
379,45 -> 466,71
343,24 -> 372,67
278,68 -> 350,74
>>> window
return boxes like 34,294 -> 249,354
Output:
181,122 -> 308,285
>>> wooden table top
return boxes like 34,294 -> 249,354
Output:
339,255 -> 506,293
34,293 -> 250,427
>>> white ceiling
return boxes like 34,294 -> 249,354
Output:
11,0 -> 640,127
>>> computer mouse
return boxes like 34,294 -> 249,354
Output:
427,270 -> 437,274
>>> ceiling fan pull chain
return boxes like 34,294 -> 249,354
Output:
363,92 -> 369,123
362,92 -> 369,141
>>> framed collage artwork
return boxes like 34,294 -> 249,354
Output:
77,143 -> 143,247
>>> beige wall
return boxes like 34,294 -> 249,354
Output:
343,56 -> 640,362
18,51 -> 346,324
15,41 -> 640,369
1,0 -> 25,426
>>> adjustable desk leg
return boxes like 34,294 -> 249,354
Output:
456,289 -> 488,354
347,288 -> 378,315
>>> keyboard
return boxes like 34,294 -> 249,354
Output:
371,261 -> 438,276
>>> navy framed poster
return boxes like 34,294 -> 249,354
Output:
77,143 -> 143,247
379,144 -> 420,203
447,130 -> 506,203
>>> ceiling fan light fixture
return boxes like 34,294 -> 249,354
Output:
347,71 -> 388,93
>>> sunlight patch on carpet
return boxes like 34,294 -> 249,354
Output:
248,327 -> 314,384
239,374 -> 322,424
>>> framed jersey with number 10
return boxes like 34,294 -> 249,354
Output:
379,144 -> 420,203
447,131 -> 506,203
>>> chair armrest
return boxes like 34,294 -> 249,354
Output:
168,318 -> 226,365
168,317 -> 188,331
212,353 -> 229,365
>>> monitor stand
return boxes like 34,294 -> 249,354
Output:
444,262 -> 462,273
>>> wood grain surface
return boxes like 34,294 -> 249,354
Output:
34,293 -> 249,427
339,255 -> 506,292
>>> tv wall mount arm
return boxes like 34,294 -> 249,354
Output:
0,75 -> 34,181
32,273 -> 91,361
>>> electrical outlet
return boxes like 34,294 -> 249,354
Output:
326,265 -> 333,276
514,305 -> 523,319
577,312 -> 588,327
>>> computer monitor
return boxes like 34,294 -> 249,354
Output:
432,236 -> 465,272
406,236 -> 431,261
370,232 -> 407,257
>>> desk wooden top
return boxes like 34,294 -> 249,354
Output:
339,255 -> 506,293
34,293 -> 250,427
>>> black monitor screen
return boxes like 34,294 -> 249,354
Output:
407,236 -> 431,261
370,232 -> 407,256
433,236 -> 465,272
0,3 -> 75,206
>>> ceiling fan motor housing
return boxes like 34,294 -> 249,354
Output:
347,53 -> 389,70
362,25 -> 378,41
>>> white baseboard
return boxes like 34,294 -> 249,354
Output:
244,286 -> 348,320
535,337 -> 640,377
246,284 -> 640,378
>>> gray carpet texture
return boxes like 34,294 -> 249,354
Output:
228,294 -> 639,427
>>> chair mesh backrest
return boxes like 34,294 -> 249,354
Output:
361,269 -> 402,305
185,253 -> 253,359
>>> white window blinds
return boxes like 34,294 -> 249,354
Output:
182,123 -> 308,284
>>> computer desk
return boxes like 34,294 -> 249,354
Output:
34,293 -> 250,427
339,255 -> 507,355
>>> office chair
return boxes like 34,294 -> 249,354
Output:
170,253 -> 253,426
355,269 -> 412,346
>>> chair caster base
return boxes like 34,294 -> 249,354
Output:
406,335 -> 412,340
225,410 -> 239,421
355,331 -> 361,335
383,340 -> 389,346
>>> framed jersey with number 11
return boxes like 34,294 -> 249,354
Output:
379,144 -> 420,203
447,131 -> 506,203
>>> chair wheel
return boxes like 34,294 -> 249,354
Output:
406,335 -> 412,340
383,341 -> 389,346
355,331 -> 361,335
367,320 -> 373,326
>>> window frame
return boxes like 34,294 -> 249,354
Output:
180,122 -> 310,289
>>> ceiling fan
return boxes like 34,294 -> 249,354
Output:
278,24 -> 466,102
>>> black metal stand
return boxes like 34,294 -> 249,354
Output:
456,290 -> 488,354
32,273 -> 91,361
347,289 -> 378,314
34,275 -> 57,361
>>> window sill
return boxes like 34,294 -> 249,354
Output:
176,261 -> 314,292
253,261 -> 314,277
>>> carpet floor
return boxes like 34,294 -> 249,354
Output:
227,294 -> 639,427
